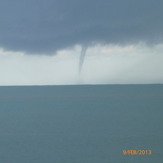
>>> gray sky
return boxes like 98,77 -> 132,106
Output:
0,0 -> 163,85
0,0 -> 163,54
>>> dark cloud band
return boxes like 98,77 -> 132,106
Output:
0,0 -> 163,54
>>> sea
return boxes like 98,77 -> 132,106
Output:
0,84 -> 163,163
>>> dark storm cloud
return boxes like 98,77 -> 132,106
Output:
0,0 -> 163,54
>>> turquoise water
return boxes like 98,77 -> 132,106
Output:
0,85 -> 163,163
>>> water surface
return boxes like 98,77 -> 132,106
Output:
0,85 -> 163,162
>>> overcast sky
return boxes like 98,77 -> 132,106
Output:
0,0 -> 163,85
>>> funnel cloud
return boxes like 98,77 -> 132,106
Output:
79,46 -> 87,74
